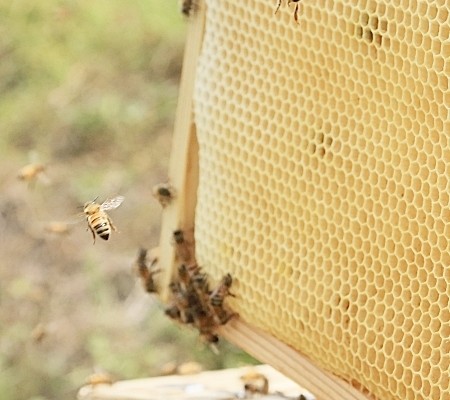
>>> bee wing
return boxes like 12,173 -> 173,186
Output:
100,196 -> 124,211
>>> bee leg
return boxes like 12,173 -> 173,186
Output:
107,215 -> 117,232
88,224 -> 96,244
274,0 -> 282,14
294,3 -> 300,23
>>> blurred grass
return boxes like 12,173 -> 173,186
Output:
0,1 -> 258,399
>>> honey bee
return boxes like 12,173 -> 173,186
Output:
134,248 -> 160,293
177,264 -> 192,287
210,273 -> 235,308
17,163 -> 48,184
240,370 -> 269,395
167,281 -> 194,324
181,0 -> 196,16
44,221 -> 72,235
152,182 -> 176,208
210,273 -> 237,324
191,271 -> 209,293
274,0 -> 302,23
199,331 -> 219,345
199,329 -> 220,354
83,196 -> 124,244
172,229 -> 193,263
165,304 -> 182,322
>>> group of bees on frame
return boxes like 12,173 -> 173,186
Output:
181,0 -> 302,23
138,182 -> 238,350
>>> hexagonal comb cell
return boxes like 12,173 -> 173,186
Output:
193,1 -> 449,400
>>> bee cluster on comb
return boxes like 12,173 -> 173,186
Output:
132,226 -> 236,350
165,229 -> 237,348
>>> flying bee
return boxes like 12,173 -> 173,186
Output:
17,163 -> 49,185
83,196 -> 124,244
274,0 -> 302,23
152,182 -> 176,208
134,248 -> 160,293
44,221 -> 72,235
180,0 -> 196,17
18,163 -> 45,181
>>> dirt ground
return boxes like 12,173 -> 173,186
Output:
0,1 -> 256,399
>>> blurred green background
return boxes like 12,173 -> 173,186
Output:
0,1 -> 257,399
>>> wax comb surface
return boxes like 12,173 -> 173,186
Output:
193,1 -> 450,399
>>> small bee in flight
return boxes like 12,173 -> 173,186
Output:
17,162 -> 50,186
83,196 -> 124,244
275,0 -> 302,24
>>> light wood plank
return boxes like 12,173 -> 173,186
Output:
77,365 -> 311,400
218,319 -> 374,400
158,2 -> 205,302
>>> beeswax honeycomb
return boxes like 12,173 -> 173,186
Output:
192,1 -> 449,399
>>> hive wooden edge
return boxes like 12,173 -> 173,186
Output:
157,1 -> 205,302
77,364 -> 311,400
218,319 -> 374,400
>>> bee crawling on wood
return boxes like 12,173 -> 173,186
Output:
209,273 -> 238,325
152,182 -> 176,208
240,370 -> 269,395
274,0 -> 302,24
165,265 -> 237,349
180,0 -> 196,17
172,229 -> 194,264
209,273 -> 235,308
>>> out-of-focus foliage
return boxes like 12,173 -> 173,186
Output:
0,1 -> 257,399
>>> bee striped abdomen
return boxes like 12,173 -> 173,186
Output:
210,294 -> 223,307
89,215 -> 110,240
83,196 -> 123,244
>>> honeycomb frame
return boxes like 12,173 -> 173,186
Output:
159,1 -> 450,400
